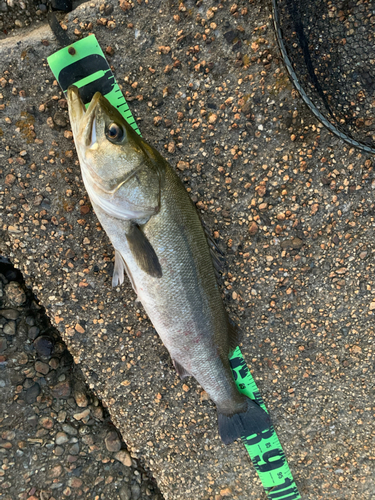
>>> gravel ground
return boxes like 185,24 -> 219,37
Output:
0,0 -> 375,499
0,0 -> 48,33
0,0 -> 88,34
0,259 -> 163,500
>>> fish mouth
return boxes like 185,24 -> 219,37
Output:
66,86 -> 87,137
67,86 -> 100,148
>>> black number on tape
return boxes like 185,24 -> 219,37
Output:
253,449 -> 286,473
230,356 -> 248,380
267,478 -> 300,500
243,427 -> 274,446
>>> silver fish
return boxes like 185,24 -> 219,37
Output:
67,86 -> 270,444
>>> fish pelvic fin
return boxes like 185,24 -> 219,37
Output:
112,250 -> 125,287
112,250 -> 138,296
217,397 -> 271,445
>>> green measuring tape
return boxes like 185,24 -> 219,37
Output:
230,348 -> 300,499
47,35 -> 141,136
48,35 -> 301,500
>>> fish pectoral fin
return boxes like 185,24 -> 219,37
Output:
126,224 -> 162,278
112,250 -> 125,287
172,359 -> 191,379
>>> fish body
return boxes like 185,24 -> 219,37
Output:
67,86 -> 270,444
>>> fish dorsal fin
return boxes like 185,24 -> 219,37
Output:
210,247 -> 225,279
126,224 -> 162,278
228,317 -> 241,354
200,219 -> 225,275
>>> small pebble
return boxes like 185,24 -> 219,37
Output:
54,446 -> 64,456
62,424 -> 78,436
4,282 -> 26,306
248,221 -> 258,235
2,430 -> 15,440
50,464 -> 63,478
53,111 -> 67,127
24,383 -> 41,404
39,416 -> 53,429
57,410 -> 67,423
73,381 -> 89,408
119,485 -> 131,500
35,361 -> 49,375
49,357 -> 59,369
73,408 -> 90,421
0,308 -> 19,320
51,380 -> 71,399
3,321 -> 16,336
55,432 -> 69,445
69,443 -> 80,455
24,378 -> 35,389
105,431 -> 122,452
34,336 -> 54,358
28,326 -> 40,340
114,449 -> 132,467
103,3 -> 113,15
25,316 -> 35,326
0,338 -> 7,352
131,483 -> 141,500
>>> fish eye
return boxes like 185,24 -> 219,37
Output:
106,123 -> 124,143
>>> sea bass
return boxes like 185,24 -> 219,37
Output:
67,86 -> 270,444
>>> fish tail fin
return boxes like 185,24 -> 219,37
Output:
217,397 -> 271,445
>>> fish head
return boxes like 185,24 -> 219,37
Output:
67,86 -> 163,221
